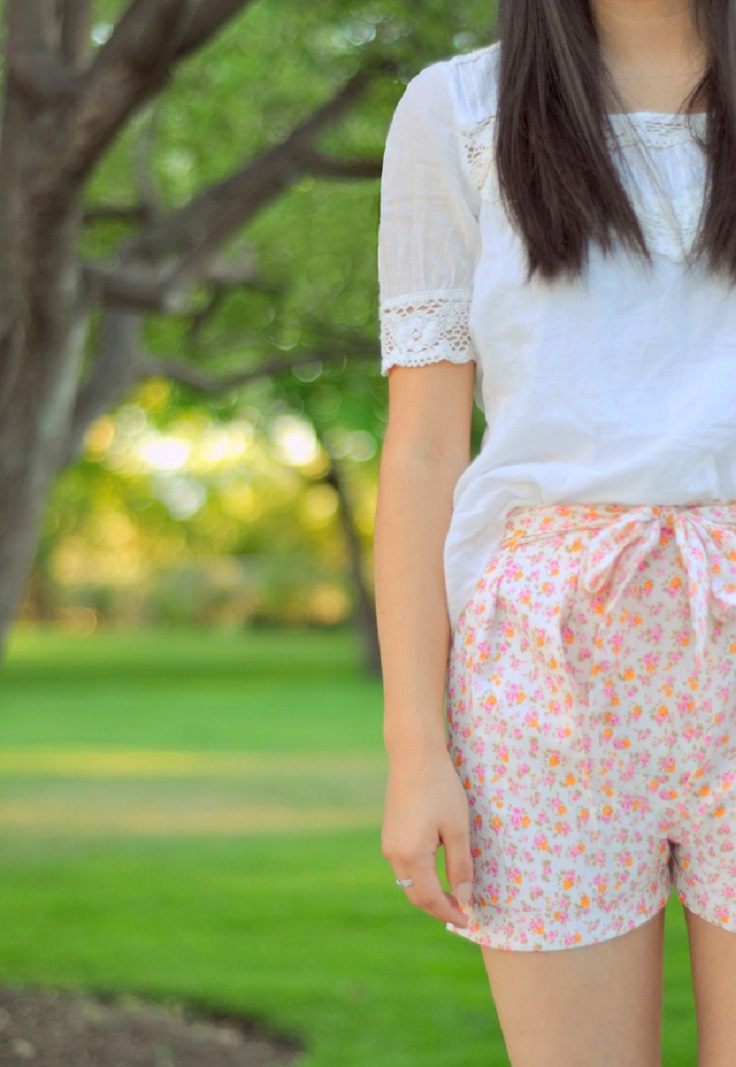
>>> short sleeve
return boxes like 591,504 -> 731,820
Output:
378,61 -> 481,377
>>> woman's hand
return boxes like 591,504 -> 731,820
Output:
382,749 -> 474,928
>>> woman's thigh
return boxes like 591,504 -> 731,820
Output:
482,907 -> 666,1067
684,907 -> 736,1067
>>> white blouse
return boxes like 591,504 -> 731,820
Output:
377,41 -> 736,633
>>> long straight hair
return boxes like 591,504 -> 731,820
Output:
494,0 -> 736,284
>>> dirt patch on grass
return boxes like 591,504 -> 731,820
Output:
0,988 -> 302,1067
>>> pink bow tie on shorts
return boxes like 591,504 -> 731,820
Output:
579,505 -> 736,671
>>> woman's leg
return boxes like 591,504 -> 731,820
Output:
481,907 -> 666,1067
684,907 -> 736,1067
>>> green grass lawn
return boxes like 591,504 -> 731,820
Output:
0,626 -> 698,1065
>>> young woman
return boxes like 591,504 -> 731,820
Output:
374,1 -> 736,1064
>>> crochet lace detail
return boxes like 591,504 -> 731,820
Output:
380,291 -> 475,375
623,185 -> 706,260
460,116 -> 498,201
605,112 -> 708,152
458,112 -> 707,261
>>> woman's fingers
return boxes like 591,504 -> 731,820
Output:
443,823 -> 474,918
382,753 -> 474,927
396,852 -> 469,927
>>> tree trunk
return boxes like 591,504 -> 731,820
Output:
0,0 -> 385,666
0,55 -> 83,659
0,338 -> 83,659
321,458 -> 381,679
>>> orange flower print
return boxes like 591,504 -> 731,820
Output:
445,501 -> 736,953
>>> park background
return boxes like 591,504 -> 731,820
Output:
0,0 -> 701,1063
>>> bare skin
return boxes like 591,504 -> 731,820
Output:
483,909 -> 666,1067
376,3 -> 736,1065
377,360 -> 476,929
595,0 -> 709,113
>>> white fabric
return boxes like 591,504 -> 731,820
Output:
377,41 -> 736,632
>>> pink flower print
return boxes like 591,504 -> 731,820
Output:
659,754 -> 676,776
677,693 -> 694,714
510,808 -> 531,830
505,682 -> 527,703
643,651 -> 661,673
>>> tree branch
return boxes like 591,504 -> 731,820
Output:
135,345 -> 377,393
130,64 -> 386,265
82,250 -> 260,314
134,106 -> 165,219
83,204 -> 154,226
302,149 -> 383,181
176,0 -> 257,59
7,0 -> 81,106
63,309 -> 143,464
59,0 -> 92,70
7,0 -> 52,49
82,264 -> 186,314
89,0 -> 193,76
58,0 -> 195,184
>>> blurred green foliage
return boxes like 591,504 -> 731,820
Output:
26,0 -> 498,629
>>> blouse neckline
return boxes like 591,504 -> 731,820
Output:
608,111 -> 708,118
605,110 -> 708,149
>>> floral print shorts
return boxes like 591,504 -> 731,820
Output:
446,502 -> 736,952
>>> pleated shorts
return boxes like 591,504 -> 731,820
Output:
446,502 -> 736,952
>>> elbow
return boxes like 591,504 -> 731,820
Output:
379,431 -> 471,491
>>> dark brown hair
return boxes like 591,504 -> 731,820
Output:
493,0 -> 736,284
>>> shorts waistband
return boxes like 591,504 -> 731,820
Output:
499,502 -> 736,671
502,502 -> 736,547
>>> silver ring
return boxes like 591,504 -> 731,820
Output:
395,877 -> 414,889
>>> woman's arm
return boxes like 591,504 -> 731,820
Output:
375,358 -> 476,928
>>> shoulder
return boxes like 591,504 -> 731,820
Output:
445,41 -> 501,124
398,41 -> 501,129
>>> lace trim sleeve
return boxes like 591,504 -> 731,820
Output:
379,291 -> 476,376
